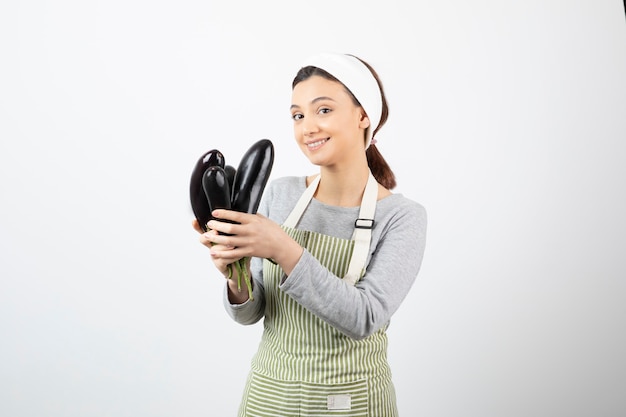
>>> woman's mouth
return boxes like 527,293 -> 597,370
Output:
306,138 -> 329,149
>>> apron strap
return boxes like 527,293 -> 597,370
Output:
283,175 -> 321,228
283,173 -> 378,286
344,173 -> 377,285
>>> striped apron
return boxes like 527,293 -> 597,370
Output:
238,174 -> 398,417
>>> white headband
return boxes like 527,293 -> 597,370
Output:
301,53 -> 382,149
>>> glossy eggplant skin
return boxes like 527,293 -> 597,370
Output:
202,165 -> 234,234
224,165 -> 236,193
202,166 -> 232,214
230,139 -> 274,214
190,149 -> 225,232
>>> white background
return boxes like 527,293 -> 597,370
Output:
1,1 -> 625,416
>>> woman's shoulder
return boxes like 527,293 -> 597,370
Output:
378,193 -> 427,221
265,175 -> 308,197
260,176 -> 308,220
268,175 -> 306,189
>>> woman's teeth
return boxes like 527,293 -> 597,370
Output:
307,138 -> 328,148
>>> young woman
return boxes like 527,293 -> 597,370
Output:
194,52 -> 427,416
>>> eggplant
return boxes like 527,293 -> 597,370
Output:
189,149 -> 225,232
224,164 -> 236,193
230,139 -> 274,214
202,165 -> 232,214
202,165 -> 236,234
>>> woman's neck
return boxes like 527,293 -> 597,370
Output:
312,166 -> 370,207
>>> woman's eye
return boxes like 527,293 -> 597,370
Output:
319,107 -> 331,114
292,113 -> 303,121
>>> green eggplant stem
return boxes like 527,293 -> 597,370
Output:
228,257 -> 254,301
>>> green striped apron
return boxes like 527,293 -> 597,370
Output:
238,173 -> 398,417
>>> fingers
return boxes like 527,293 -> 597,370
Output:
199,230 -> 240,273
193,214 -> 250,281
210,248 -> 240,264
192,210 -> 248,235
206,220 -> 238,237
211,209 -> 253,224
200,228 -> 237,252
207,210 -> 266,236
191,219 -> 203,234
200,211 -> 278,260
198,229 -> 221,249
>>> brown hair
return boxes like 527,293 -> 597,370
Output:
292,56 -> 397,189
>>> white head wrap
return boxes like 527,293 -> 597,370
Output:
300,53 -> 383,149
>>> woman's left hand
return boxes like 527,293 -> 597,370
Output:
204,209 -> 304,275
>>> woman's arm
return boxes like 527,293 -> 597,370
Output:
280,201 -> 427,339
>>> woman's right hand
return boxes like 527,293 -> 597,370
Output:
192,219 -> 251,303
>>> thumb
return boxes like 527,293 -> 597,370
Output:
191,219 -> 203,234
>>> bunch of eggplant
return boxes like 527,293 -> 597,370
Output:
189,138 -> 275,300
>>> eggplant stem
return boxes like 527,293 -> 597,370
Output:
230,257 -> 254,301
216,246 -> 252,300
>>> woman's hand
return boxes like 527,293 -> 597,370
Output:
205,209 -> 304,275
192,218 -> 251,304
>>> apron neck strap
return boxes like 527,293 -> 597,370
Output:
344,173 -> 377,285
283,173 -> 378,286
283,174 -> 321,228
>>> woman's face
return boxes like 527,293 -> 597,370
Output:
290,75 -> 370,167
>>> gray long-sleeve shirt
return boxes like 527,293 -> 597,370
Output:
224,175 -> 427,340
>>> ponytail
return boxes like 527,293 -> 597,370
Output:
367,145 -> 396,190
358,58 -> 396,190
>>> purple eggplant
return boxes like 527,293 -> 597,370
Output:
190,149 -> 225,232
202,166 -> 232,214
202,165 -> 235,234
231,139 -> 274,214
224,164 -> 236,193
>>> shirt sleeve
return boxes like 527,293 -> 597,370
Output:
222,255 -> 265,325
279,201 -> 427,340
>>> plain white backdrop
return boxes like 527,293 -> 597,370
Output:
1,1 -> 625,416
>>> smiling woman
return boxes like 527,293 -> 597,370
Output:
2,2 -> 625,416
290,74 -> 372,174
193,52 -> 427,416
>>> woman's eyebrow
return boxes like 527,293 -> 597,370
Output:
290,96 -> 336,110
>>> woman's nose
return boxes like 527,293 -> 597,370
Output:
302,118 -> 319,136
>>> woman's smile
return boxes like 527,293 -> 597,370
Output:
306,138 -> 329,149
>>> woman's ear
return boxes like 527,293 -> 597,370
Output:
359,113 -> 371,129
